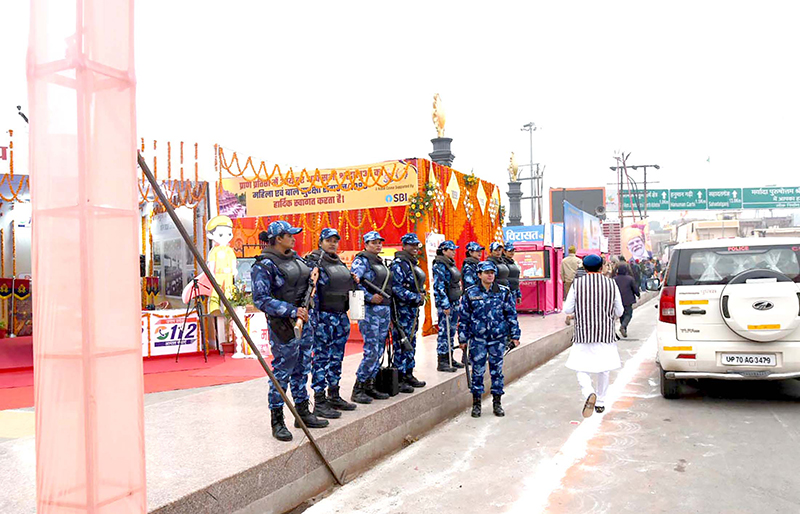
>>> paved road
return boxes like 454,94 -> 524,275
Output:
299,300 -> 800,514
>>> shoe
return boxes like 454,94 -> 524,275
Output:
398,376 -> 415,394
582,393 -> 597,418
451,351 -> 465,369
437,353 -> 457,373
492,394 -> 505,417
313,391 -> 342,419
293,400 -> 330,429
405,372 -> 426,388
595,405 -> 606,414
364,378 -> 390,400
620,327 -> 628,338
270,408 -> 293,442
351,381 -> 373,404
327,385 -> 357,411
471,395 -> 481,418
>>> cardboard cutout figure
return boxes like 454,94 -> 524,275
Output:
204,215 -> 237,313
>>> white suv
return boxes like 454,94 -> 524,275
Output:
656,237 -> 800,398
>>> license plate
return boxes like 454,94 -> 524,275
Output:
721,353 -> 776,366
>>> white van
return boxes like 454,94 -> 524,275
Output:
656,238 -> 800,398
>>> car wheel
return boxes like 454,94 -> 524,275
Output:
660,364 -> 680,399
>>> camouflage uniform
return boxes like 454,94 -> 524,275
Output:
390,247 -> 424,374
251,250 -> 313,410
433,256 -> 461,356
351,251 -> 392,383
459,270 -> 521,397
306,248 -> 352,393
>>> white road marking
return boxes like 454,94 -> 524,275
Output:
507,330 -> 657,514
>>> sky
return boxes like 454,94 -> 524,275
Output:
3,1 -> 800,225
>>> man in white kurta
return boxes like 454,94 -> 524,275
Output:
564,254 -> 624,418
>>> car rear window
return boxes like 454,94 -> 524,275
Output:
672,245 -> 800,285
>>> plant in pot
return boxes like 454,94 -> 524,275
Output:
225,281 -> 253,358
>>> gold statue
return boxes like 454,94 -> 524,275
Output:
432,93 -> 446,138
508,152 -> 519,182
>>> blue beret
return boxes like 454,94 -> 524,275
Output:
266,220 -> 302,238
583,254 -> 603,268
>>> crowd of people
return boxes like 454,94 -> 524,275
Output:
251,221 -> 521,442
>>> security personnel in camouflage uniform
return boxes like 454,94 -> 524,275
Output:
487,242 -> 510,288
305,228 -> 357,418
350,231 -> 392,404
503,241 -> 522,303
433,240 -> 464,373
390,233 -> 427,393
459,260 -> 521,418
462,242 -> 484,291
252,221 -> 328,442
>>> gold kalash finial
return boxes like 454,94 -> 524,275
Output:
432,93 -> 446,138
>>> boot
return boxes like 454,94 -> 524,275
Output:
471,395 -> 481,418
451,351 -> 465,369
492,394 -> 505,417
351,381 -> 373,404
313,391 -> 342,419
437,353 -> 457,373
328,385 -> 357,411
293,400 -> 330,429
364,378 -> 390,400
270,408 -> 293,442
398,374 -> 415,394
405,372 -> 426,388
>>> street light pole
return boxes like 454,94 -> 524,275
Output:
630,164 -> 660,219
521,122 -> 538,224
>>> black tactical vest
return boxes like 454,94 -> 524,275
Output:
488,255 -> 510,287
394,250 -> 427,306
357,250 -> 392,297
461,256 -> 479,290
259,248 -> 310,306
505,256 -> 521,293
435,255 -> 462,302
312,249 -> 354,312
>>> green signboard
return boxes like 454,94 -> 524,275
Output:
616,186 -> 800,211
707,188 -> 743,210
621,189 -> 670,211
670,189 -> 707,210
742,187 -> 800,209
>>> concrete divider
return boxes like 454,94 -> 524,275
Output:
152,291 -> 659,514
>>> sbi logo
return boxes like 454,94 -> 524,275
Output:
385,193 -> 409,203
385,194 -> 393,203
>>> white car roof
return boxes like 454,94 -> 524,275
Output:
674,237 -> 800,251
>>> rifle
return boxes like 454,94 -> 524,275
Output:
361,278 -> 391,299
390,299 -> 415,353
293,266 -> 320,339
504,337 -> 519,356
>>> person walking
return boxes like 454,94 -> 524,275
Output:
433,240 -> 464,372
252,221 -> 329,442
390,233 -> 427,392
612,264 -> 639,338
350,231 -> 393,404
564,254 -> 624,418
305,228 -> 357,417
629,258 -> 642,293
458,261 -> 520,418
561,245 -> 581,300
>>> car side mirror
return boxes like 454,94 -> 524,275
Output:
646,279 -> 661,292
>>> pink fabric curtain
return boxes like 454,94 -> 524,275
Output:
28,0 -> 146,512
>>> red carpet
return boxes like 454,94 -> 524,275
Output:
1,340 -> 366,410
0,336 -> 33,372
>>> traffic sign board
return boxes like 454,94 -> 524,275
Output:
670,189 -> 707,210
743,187 -> 800,209
707,188 -> 742,210
621,189 -> 669,211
